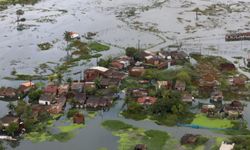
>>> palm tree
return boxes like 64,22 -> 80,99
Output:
56,73 -> 63,85
193,7 -> 201,20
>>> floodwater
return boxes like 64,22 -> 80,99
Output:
1,0 -> 250,149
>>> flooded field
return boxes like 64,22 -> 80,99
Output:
1,0 -> 250,149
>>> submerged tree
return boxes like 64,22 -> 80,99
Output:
16,9 -> 24,22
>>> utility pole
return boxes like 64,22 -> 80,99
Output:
138,40 -> 140,51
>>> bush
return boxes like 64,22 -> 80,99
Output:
67,109 -> 79,118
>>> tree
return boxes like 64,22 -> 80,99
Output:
15,100 -> 28,117
193,7 -> 201,20
125,47 -> 140,61
16,9 -> 24,22
6,122 -> 19,136
28,90 -> 42,103
97,57 -> 112,68
56,73 -> 63,85
7,102 -> 16,112
176,70 -> 191,84
64,31 -> 71,42
67,109 -> 79,118
94,77 -> 102,89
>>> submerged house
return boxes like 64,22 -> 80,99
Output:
0,114 -> 21,128
73,113 -> 85,124
0,87 -> 18,100
180,134 -> 199,145
134,144 -> 147,150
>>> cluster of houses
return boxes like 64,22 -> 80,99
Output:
197,62 -> 248,119
180,134 -> 235,150
117,50 -> 194,106
225,32 -> 250,41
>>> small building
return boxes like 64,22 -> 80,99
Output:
71,82 -> 85,93
39,93 -> 55,105
180,134 -> 199,145
73,92 -> 86,108
199,73 -> 219,93
232,76 -> 246,87
68,32 -> 80,39
129,88 -> 148,98
100,78 -> 120,88
83,82 -> 95,89
219,141 -> 234,150
111,56 -> 132,70
210,90 -> 224,102
201,104 -> 216,113
0,114 -> 20,127
102,69 -> 127,81
43,85 -> 58,95
58,84 -> 69,96
129,67 -> 145,77
175,80 -> 186,91
18,81 -> 35,94
138,80 -> 150,84
84,66 -> 109,81
224,100 -> 244,117
85,96 -> 112,108
137,96 -> 157,105
182,93 -> 194,103
220,63 -> 236,72
134,144 -> 147,150
73,113 -> 84,124
157,81 -> 172,89
48,96 -> 67,114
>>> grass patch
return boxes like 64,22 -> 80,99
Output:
58,123 -> 85,132
191,114 -> 233,129
89,42 -> 110,52
102,120 -> 171,150
102,120 -> 134,131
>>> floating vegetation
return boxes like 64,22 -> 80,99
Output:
102,120 -> 171,150
4,74 -> 47,81
57,124 -> 85,132
38,42 -> 53,51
